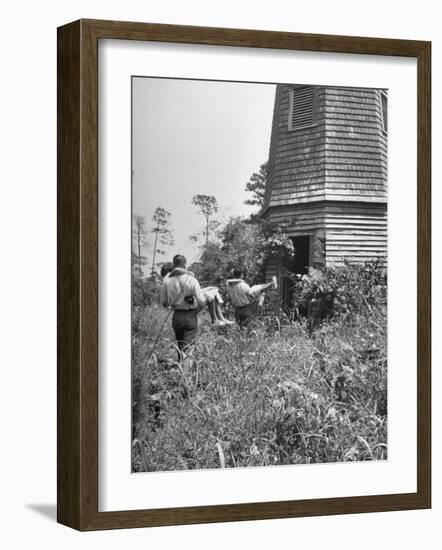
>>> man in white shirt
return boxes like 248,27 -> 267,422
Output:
225,268 -> 277,326
160,254 -> 206,357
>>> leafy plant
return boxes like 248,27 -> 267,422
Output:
291,259 -> 387,329
132,262 -> 387,472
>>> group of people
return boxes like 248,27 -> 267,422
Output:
159,254 -> 277,358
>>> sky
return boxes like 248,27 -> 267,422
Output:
132,77 -> 276,271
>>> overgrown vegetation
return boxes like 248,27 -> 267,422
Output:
131,163 -> 387,472
132,261 -> 387,472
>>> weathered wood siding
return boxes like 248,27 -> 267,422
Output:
322,87 -> 387,203
264,85 -> 328,207
324,202 -> 387,266
263,84 -> 388,270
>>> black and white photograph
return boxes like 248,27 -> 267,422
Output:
3,0 -> 437,541
131,77 -> 388,473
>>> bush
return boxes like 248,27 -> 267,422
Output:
291,259 -> 387,329
132,275 -> 161,309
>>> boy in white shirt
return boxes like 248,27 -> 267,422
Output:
225,268 -> 277,326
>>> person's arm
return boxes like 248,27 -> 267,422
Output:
191,277 -> 207,312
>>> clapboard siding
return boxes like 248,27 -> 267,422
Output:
264,201 -> 387,268
323,201 -> 387,266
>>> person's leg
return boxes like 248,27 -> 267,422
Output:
214,302 -> 234,324
250,282 -> 273,296
239,310 -> 251,328
245,303 -> 256,326
206,299 -> 218,323
249,278 -> 278,308
212,291 -> 230,323
172,312 -> 185,362
180,312 -> 198,373
202,288 -> 226,324
234,306 -> 242,326
235,305 -> 252,328
214,302 -> 226,321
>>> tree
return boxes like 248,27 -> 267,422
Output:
191,241 -> 226,287
133,215 -> 148,276
189,219 -> 221,247
219,217 -> 266,283
150,207 -> 174,276
219,217 -> 295,284
244,162 -> 267,210
191,194 -> 218,250
190,215 -> 294,286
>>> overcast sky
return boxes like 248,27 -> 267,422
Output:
132,77 -> 276,270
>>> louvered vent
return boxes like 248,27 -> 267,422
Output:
289,86 -> 316,130
380,91 -> 388,133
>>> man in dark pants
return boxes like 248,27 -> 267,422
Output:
160,255 -> 206,362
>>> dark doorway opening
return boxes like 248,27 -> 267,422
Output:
290,235 -> 311,275
282,235 -> 310,309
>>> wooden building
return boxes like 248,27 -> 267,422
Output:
262,84 -> 388,293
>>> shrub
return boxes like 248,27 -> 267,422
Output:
132,275 -> 161,309
290,259 -> 387,329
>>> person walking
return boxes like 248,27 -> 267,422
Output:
160,255 -> 206,361
161,262 -> 233,327
225,268 -> 277,327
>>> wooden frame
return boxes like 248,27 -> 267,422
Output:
287,85 -> 319,132
57,19 -> 431,531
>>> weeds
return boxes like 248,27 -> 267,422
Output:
132,263 -> 387,472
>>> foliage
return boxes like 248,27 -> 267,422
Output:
244,161 -> 267,209
132,262 -> 387,472
189,220 -> 221,246
132,215 -> 148,275
190,241 -> 226,287
150,207 -> 174,276
191,194 -> 219,249
291,259 -> 387,329
218,217 -> 266,283
189,216 -> 295,288
261,222 -> 295,258
131,166 -> 388,471
132,275 -> 161,310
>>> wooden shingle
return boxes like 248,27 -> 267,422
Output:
263,84 -> 388,269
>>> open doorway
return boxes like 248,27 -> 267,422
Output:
282,235 -> 311,309
291,235 -> 311,274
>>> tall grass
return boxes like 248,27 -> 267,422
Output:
132,278 -> 387,472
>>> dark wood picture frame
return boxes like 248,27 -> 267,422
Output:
57,19 -> 431,531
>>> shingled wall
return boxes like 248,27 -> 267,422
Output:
262,84 -> 388,269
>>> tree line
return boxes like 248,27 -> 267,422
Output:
132,162 -> 295,304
